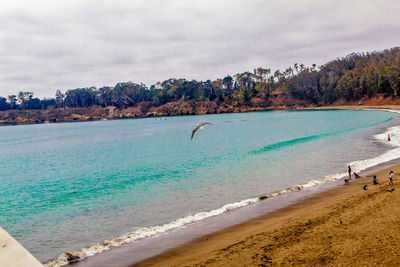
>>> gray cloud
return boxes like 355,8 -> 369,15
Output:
0,0 -> 399,98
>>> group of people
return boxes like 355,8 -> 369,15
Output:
371,171 -> 394,185
343,166 -> 362,184
344,165 -> 394,185
343,136 -> 394,185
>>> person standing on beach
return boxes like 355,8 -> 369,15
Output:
348,166 -> 352,180
389,171 -> 394,185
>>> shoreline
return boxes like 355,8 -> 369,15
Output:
68,176 -> 345,267
0,103 -> 299,126
2,104 -> 400,127
69,159 -> 400,267
133,162 -> 400,266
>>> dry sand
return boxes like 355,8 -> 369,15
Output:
134,165 -> 400,266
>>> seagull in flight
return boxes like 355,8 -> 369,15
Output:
191,122 -> 213,140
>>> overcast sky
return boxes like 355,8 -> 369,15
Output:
0,0 -> 399,98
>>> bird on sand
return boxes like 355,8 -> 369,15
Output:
363,185 -> 368,190
191,122 -> 213,140
384,188 -> 395,193
339,219 -> 343,224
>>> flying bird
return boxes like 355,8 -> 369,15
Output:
363,185 -> 368,190
191,122 -> 213,140
384,188 -> 395,193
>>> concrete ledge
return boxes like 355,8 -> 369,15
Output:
0,227 -> 43,267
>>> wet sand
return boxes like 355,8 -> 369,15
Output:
134,165 -> 400,266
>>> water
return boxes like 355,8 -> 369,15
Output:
0,109 -> 399,265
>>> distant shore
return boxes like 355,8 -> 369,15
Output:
0,102 -> 290,126
1,100 -> 400,126
133,164 -> 400,266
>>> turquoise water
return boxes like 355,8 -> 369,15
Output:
0,110 -> 397,262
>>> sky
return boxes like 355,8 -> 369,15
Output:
0,0 -> 400,98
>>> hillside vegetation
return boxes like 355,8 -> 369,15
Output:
1,47 -> 399,124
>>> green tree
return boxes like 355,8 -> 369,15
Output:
0,97 -> 10,110
55,90 -> 65,108
7,95 -> 17,109
17,91 -> 33,109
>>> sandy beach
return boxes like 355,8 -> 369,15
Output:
134,164 -> 400,266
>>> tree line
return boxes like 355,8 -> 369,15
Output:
1,47 -> 399,111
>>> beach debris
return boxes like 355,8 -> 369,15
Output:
65,252 -> 80,263
191,122 -> 213,140
384,188 -> 395,193
339,219 -> 343,225
363,185 -> 368,190
259,195 -> 268,200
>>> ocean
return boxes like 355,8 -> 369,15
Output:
0,109 -> 399,265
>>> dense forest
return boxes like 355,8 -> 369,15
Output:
0,47 -> 399,123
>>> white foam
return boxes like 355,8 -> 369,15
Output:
43,170 -> 351,266
349,124 -> 400,173
44,197 -> 259,267
45,109 -> 400,267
